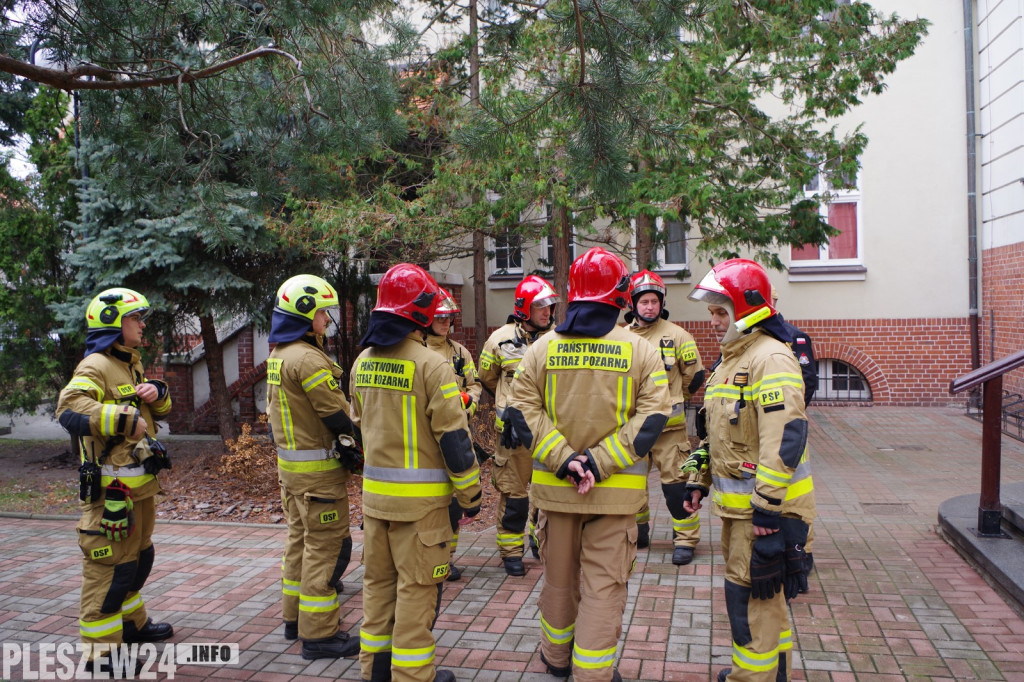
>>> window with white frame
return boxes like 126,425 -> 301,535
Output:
790,165 -> 861,267
634,216 -> 689,271
492,226 -> 523,275
816,359 -> 871,402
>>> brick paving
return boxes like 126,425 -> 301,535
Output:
2,407 -> 1023,681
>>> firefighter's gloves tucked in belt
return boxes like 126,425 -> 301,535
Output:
335,434 -> 365,475
680,447 -> 709,477
780,517 -> 811,600
141,437 -> 172,475
500,419 -> 522,449
100,480 -> 135,542
750,508 -> 784,600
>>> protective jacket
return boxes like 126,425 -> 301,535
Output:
425,334 -> 483,407
626,317 -> 703,431
478,320 -> 543,429
508,325 -> 672,515
57,343 -> 172,501
696,328 -> 816,524
267,336 -> 353,479
351,332 -> 482,522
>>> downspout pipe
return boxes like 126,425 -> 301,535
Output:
964,0 -> 980,372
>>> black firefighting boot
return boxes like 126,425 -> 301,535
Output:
540,651 -> 571,678
283,620 -> 298,640
672,546 -> 695,565
717,668 -> 730,682
301,631 -> 359,660
446,562 -> 462,581
636,522 -> 650,549
123,617 -> 174,643
433,669 -> 456,681
503,556 -> 526,576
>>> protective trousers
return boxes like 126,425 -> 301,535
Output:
720,517 -> 792,682
280,478 -> 352,641
359,507 -> 450,682
636,435 -> 699,548
537,511 -> 636,682
76,495 -> 156,659
492,444 -> 533,559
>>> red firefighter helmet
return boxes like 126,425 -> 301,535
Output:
434,288 -> 460,318
688,258 -> 776,330
567,247 -> 632,309
630,270 -> 666,300
513,275 -> 559,321
373,263 -> 440,327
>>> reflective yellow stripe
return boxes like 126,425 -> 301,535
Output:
532,430 -> 566,463
674,514 -> 700,532
497,531 -> 524,547
120,594 -> 143,615
392,644 -> 435,668
785,476 -> 814,501
302,369 -> 332,392
66,376 -> 104,400
602,433 -> 631,469
650,369 -> 668,386
80,613 -> 122,638
546,373 -> 557,427
779,629 -> 793,652
705,384 -> 753,400
282,577 -> 300,597
572,641 -> 616,670
402,394 -> 418,468
635,509 -> 651,523
363,478 -> 453,498
713,490 -> 752,509
99,404 -> 121,436
732,639 -> 779,673
440,382 -> 460,399
277,456 -> 341,472
360,630 -> 392,653
532,470 -> 646,490
540,614 -> 575,645
450,468 -> 480,490
299,592 -> 339,613
756,372 -> 803,392
756,465 -> 792,487
615,376 -> 632,427
278,387 -> 295,450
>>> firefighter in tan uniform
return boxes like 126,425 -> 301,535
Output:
266,274 -> 359,660
56,288 -> 174,673
425,287 -> 483,581
505,248 -> 672,682
624,270 -> 705,565
478,274 -> 558,576
685,259 -> 816,682
352,264 -> 482,682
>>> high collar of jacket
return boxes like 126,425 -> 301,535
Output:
555,302 -> 621,337
360,311 -> 423,348
424,333 -> 451,352
720,327 -> 765,361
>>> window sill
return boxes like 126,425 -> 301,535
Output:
788,264 -> 866,282
654,268 -> 692,284
488,273 -> 523,289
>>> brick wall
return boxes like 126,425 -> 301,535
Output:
981,242 -> 1024,397
680,317 -> 973,407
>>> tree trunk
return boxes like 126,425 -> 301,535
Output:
552,203 -> 572,321
469,0 -> 489,360
635,212 -> 653,270
198,313 -> 238,441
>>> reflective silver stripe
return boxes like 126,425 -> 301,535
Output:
277,447 -> 333,461
495,405 -> 507,420
712,476 -> 755,494
362,465 -> 450,483
669,402 -> 685,419
792,460 -> 812,481
101,464 -> 146,478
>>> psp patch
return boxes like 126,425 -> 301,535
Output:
319,509 -> 339,524
432,563 -> 449,580
759,388 -> 785,412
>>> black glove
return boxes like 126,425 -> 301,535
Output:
473,441 -> 492,465
500,419 -> 521,449
100,480 -> 134,542
694,407 -> 707,440
142,437 -> 172,475
780,517 -> 810,600
335,434 -> 365,475
750,532 -> 786,600
559,450 -> 598,485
